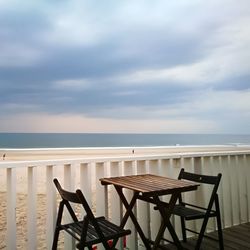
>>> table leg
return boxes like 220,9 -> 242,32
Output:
115,187 -> 151,249
152,193 -> 183,250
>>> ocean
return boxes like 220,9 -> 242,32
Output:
0,133 -> 250,148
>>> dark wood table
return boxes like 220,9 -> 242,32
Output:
100,174 -> 199,250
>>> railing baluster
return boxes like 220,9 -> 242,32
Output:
110,161 -> 123,249
229,155 -> 240,225
123,160 -> 137,250
235,156 -> 242,223
159,159 -> 173,241
64,164 -> 75,249
181,157 -> 196,238
95,162 -> 107,250
6,167 -> 17,250
193,157 -> 207,232
245,155 -> 250,222
46,165 -> 57,249
80,163 -> 92,215
209,156 -> 220,231
137,160 -> 150,246
96,162 -> 107,217
227,155 -> 234,226
148,160 -> 162,242
220,156 -> 232,228
27,166 -> 37,250
238,155 -> 248,223
110,161 -> 122,223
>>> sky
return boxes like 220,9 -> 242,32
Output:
0,0 -> 250,134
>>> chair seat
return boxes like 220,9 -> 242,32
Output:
61,216 -> 130,248
173,205 -> 210,220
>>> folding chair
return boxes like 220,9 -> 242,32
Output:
172,168 -> 224,250
52,178 -> 131,249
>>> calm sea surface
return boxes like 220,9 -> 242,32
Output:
0,133 -> 250,148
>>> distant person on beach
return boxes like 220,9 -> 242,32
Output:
132,150 -> 134,154
2,154 -> 6,160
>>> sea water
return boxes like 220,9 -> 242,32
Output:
0,133 -> 250,148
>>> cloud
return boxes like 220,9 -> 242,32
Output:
111,15 -> 250,87
0,112 -> 218,133
0,43 -> 43,67
52,78 -> 91,91
0,0 -> 249,133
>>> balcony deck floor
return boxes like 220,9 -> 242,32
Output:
160,222 -> 250,250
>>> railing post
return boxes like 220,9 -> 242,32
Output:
159,159 -> 173,241
6,168 -> 17,250
64,164 -> 75,250
193,156 -> 202,174
27,166 -> 37,250
245,155 -> 250,222
95,162 -> 107,250
110,161 -> 122,223
229,155 -> 240,225
181,157 -> 196,238
238,155 -> 248,224
193,156 -> 208,232
123,160 -> 137,250
206,156 -> 217,231
80,163 -> 92,215
110,161 -> 123,249
46,165 -> 57,249
148,160 -> 162,242
137,160 -> 150,248
221,155 -> 232,227
96,162 -> 107,217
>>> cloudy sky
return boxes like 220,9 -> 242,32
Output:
0,0 -> 249,134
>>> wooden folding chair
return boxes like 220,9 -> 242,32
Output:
52,178 -> 131,249
172,168 -> 224,250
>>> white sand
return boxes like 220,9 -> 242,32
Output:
1,145 -> 249,161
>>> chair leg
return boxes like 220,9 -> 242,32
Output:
52,202 -> 64,250
195,216 -> 210,250
215,198 -> 224,250
180,217 -> 187,242
216,216 -> 224,250
52,226 -> 60,250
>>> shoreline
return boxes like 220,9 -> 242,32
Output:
1,145 -> 250,161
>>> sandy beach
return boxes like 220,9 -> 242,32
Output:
1,145 -> 250,161
0,145 -> 250,249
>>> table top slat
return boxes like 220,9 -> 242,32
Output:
100,174 -> 199,195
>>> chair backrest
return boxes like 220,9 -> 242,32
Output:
53,178 -> 95,221
54,178 -> 81,203
178,168 -> 222,211
178,168 -> 221,186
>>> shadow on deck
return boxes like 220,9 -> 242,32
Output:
163,222 -> 250,250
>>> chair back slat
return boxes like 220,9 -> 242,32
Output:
178,168 -> 222,214
178,168 -> 221,185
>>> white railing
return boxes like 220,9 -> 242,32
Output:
0,148 -> 250,249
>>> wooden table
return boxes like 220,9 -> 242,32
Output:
100,174 -> 199,250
